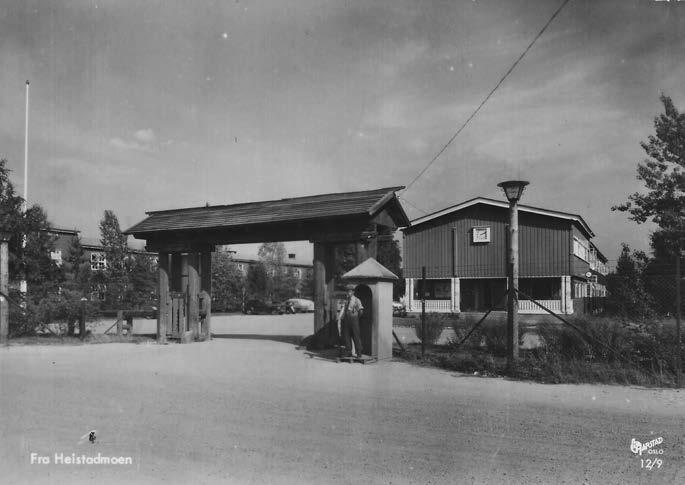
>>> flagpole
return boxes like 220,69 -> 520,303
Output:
20,80 -> 29,298
24,80 -> 29,211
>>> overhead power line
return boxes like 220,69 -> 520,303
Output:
397,195 -> 428,215
403,0 -> 573,194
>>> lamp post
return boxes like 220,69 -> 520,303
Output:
497,180 -> 529,371
0,230 -> 11,346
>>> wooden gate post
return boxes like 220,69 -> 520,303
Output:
187,253 -> 200,340
157,252 -> 170,343
325,244 -> 337,339
200,251 -> 212,340
313,242 -> 326,332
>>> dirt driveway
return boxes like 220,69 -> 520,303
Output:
0,314 -> 683,484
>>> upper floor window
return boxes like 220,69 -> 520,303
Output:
91,252 -> 107,271
573,237 -> 589,262
288,253 -> 296,260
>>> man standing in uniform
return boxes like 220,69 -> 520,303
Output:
340,283 -> 364,358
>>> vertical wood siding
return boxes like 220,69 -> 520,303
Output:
403,203 -> 573,278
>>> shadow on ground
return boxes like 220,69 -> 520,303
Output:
299,347 -> 348,363
211,334 -> 305,346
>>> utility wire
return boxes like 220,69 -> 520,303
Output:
403,0 -> 573,194
397,195 -> 428,215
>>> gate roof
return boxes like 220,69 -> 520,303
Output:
125,187 -> 409,249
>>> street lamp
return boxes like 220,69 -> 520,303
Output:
497,180 -> 529,370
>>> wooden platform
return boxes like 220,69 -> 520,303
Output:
336,354 -> 377,364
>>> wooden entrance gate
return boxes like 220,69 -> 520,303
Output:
169,291 -> 187,338
125,187 -> 410,343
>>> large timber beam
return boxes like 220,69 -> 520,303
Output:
200,251 -> 212,340
157,252 -> 170,343
313,242 -> 326,332
187,253 -> 200,340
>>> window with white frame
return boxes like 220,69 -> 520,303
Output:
90,252 -> 107,271
573,237 -> 589,261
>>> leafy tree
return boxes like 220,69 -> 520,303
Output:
64,234 -> 92,294
23,206 -> 64,299
211,251 -> 245,311
612,94 -> 685,251
258,242 -> 299,301
124,253 -> 157,308
0,158 -> 84,335
299,269 -> 314,299
0,159 -> 62,297
246,261 -> 268,300
258,242 -> 287,269
377,234 -> 404,300
612,94 -> 685,317
640,229 -> 683,316
605,244 -> 656,321
0,159 -> 25,281
98,210 -> 129,308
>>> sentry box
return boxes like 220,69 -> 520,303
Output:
340,258 -> 398,361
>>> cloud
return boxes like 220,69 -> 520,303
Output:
134,128 -> 156,144
110,129 -> 158,152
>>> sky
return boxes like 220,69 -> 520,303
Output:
1,0 -> 684,265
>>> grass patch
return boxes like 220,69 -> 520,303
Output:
395,314 -> 681,387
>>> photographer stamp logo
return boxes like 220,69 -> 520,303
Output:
630,436 -> 664,470
630,436 -> 663,455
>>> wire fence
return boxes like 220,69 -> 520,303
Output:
403,256 -> 683,386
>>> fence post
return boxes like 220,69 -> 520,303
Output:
421,266 -> 426,358
676,252 -> 681,388
0,235 -> 9,346
79,298 -> 87,341
116,310 -> 123,337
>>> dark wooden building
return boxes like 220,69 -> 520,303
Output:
402,198 -> 608,314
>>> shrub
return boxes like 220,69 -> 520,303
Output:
9,289 -> 99,337
414,312 -> 449,345
450,318 -> 509,355
480,322 -> 508,356
449,316 -> 483,350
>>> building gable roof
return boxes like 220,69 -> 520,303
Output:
406,197 -> 595,238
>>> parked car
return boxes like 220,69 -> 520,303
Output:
141,304 -> 158,319
242,299 -> 284,315
392,301 -> 407,317
283,298 -> 315,313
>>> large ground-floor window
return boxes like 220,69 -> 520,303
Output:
460,278 -> 507,312
519,277 -> 561,300
413,279 -> 451,300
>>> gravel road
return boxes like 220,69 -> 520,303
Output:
0,314 -> 682,484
